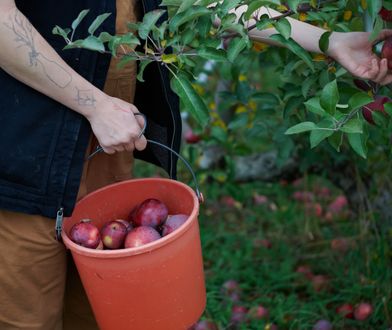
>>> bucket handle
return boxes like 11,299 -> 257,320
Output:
86,113 -> 204,204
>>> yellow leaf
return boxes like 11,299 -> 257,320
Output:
277,5 -> 288,11
343,10 -> 352,21
252,41 -> 269,52
161,54 -> 178,63
299,13 -> 307,21
161,40 -> 167,47
235,105 -> 247,113
238,74 -> 247,82
361,0 -> 367,10
313,54 -> 327,62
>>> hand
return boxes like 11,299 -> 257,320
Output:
87,96 -> 147,154
327,30 -> 392,85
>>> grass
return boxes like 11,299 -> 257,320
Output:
133,158 -> 392,330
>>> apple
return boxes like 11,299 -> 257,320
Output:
362,96 -> 390,125
312,320 -> 332,330
100,220 -> 128,249
354,302 -> 373,321
379,7 -> 392,22
327,195 -> 348,214
128,205 -> 139,223
184,130 -> 201,144
124,226 -> 161,248
265,323 -> 278,330
132,198 -> 168,228
336,303 -> 354,319
312,275 -> 329,292
230,305 -> 248,324
295,265 -> 314,280
353,79 -> 371,92
331,238 -> 351,253
69,219 -> 101,249
253,238 -> 272,249
247,305 -> 269,320
188,320 -> 218,330
114,219 -> 133,232
292,191 -> 314,203
221,279 -> 241,302
253,193 -> 268,205
161,214 -> 188,236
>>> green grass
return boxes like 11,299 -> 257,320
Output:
133,159 -> 392,330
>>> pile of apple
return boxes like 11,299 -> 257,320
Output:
69,198 -> 189,250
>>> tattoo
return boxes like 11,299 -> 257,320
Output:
75,88 -> 96,107
4,9 -> 72,88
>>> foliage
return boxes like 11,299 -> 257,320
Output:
53,0 -> 392,160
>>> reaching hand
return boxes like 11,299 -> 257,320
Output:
327,30 -> 392,85
87,96 -> 147,154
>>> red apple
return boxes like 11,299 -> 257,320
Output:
336,303 -> 354,319
253,238 -> 272,249
124,226 -> 161,248
380,7 -> 392,22
354,302 -> 373,321
188,319 -> 218,330
230,305 -> 248,324
295,265 -> 314,280
253,193 -> 268,205
114,219 -> 133,232
362,96 -> 391,125
382,36 -> 392,69
353,79 -> 371,92
128,205 -> 139,223
327,195 -> 348,214
312,275 -> 329,292
69,219 -> 101,249
161,214 -> 188,236
331,238 -> 351,253
292,191 -> 314,203
100,220 -> 128,249
221,279 -> 241,302
132,198 -> 168,228
248,305 -> 269,320
312,319 -> 332,330
184,130 -> 201,144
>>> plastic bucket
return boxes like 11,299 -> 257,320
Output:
61,178 -> 206,330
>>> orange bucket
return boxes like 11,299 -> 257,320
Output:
61,178 -> 206,330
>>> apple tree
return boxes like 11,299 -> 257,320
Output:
53,0 -> 392,224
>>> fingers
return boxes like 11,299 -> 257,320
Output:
373,29 -> 392,45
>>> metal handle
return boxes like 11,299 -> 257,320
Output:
86,113 -> 204,203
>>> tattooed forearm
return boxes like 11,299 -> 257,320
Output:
4,9 -> 73,88
75,88 -> 97,108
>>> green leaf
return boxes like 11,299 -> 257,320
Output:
227,37 -> 248,63
137,60 -> 152,82
287,0 -> 302,12
270,34 -> 315,71
88,13 -> 111,35
369,16 -> 384,42
304,97 -> 326,116
177,0 -> 197,13
274,18 -> 291,40
367,0 -> 382,20
81,36 -> 105,52
52,26 -> 71,40
309,118 -> 335,148
244,1 -> 270,20
328,132 -> 343,152
169,7 -> 211,32
347,133 -> 367,158
320,80 -> 339,115
348,92 -> 373,110
285,121 -> 318,135
139,10 -> 166,40
171,73 -> 210,126
340,119 -> 363,133
384,102 -> 392,117
197,47 -> 227,61
98,31 -> 113,43
72,9 -> 89,31
319,31 -> 332,53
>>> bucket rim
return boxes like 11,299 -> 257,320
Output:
61,178 -> 200,258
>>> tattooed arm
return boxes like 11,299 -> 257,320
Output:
0,1 -> 147,154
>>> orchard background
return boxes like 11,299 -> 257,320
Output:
55,0 -> 392,329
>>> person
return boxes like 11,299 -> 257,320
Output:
0,1 -> 391,329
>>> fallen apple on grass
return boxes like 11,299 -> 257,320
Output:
69,219 -> 101,249
336,303 -> 354,319
312,319 -> 332,330
354,302 -> 373,321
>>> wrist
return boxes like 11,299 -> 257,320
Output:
326,31 -> 344,58
74,87 -> 107,120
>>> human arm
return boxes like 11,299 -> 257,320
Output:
0,1 -> 146,154
232,6 -> 392,85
